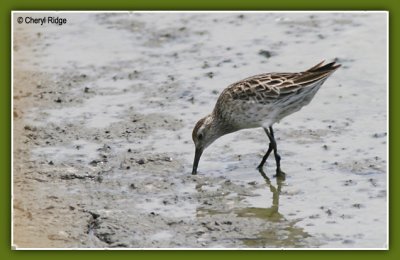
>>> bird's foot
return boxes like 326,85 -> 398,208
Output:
274,168 -> 286,180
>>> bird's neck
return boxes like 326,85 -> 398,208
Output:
209,112 -> 238,137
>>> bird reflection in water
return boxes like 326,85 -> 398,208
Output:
238,169 -> 311,247
236,169 -> 284,222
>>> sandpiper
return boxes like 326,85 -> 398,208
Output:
192,60 -> 340,177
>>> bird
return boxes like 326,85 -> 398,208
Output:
191,60 -> 341,177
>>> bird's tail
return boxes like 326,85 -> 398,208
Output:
293,60 -> 341,87
307,60 -> 341,73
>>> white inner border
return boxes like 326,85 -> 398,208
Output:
10,10 -> 389,251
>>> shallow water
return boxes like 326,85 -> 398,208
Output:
13,12 -> 387,248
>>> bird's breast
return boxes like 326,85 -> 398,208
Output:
215,99 -> 275,130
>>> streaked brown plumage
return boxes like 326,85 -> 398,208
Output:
192,60 -> 340,176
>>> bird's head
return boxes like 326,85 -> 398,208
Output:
191,114 -> 218,175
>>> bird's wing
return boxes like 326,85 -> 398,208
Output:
225,61 -> 340,103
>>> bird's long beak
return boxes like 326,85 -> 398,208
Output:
192,147 -> 203,175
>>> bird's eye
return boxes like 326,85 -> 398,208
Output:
198,133 -> 203,140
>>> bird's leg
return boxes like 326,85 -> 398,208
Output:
257,143 -> 273,170
257,128 -> 274,170
269,126 -> 285,179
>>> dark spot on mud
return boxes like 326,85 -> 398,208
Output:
95,175 -> 103,183
32,177 -> 47,182
85,211 -> 116,245
334,57 -> 355,63
163,157 -> 172,162
206,72 -> 214,78
86,211 -> 100,233
61,173 -> 95,180
89,160 -> 102,166
202,61 -> 210,69
258,50 -> 273,58
369,178 -> 378,187
96,232 -> 114,244
97,144 -> 111,152
343,179 -> 356,186
343,239 -> 355,244
218,59 -> 232,66
128,70 -> 140,80
372,132 -> 387,138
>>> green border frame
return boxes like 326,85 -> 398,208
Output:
2,0 -> 397,259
